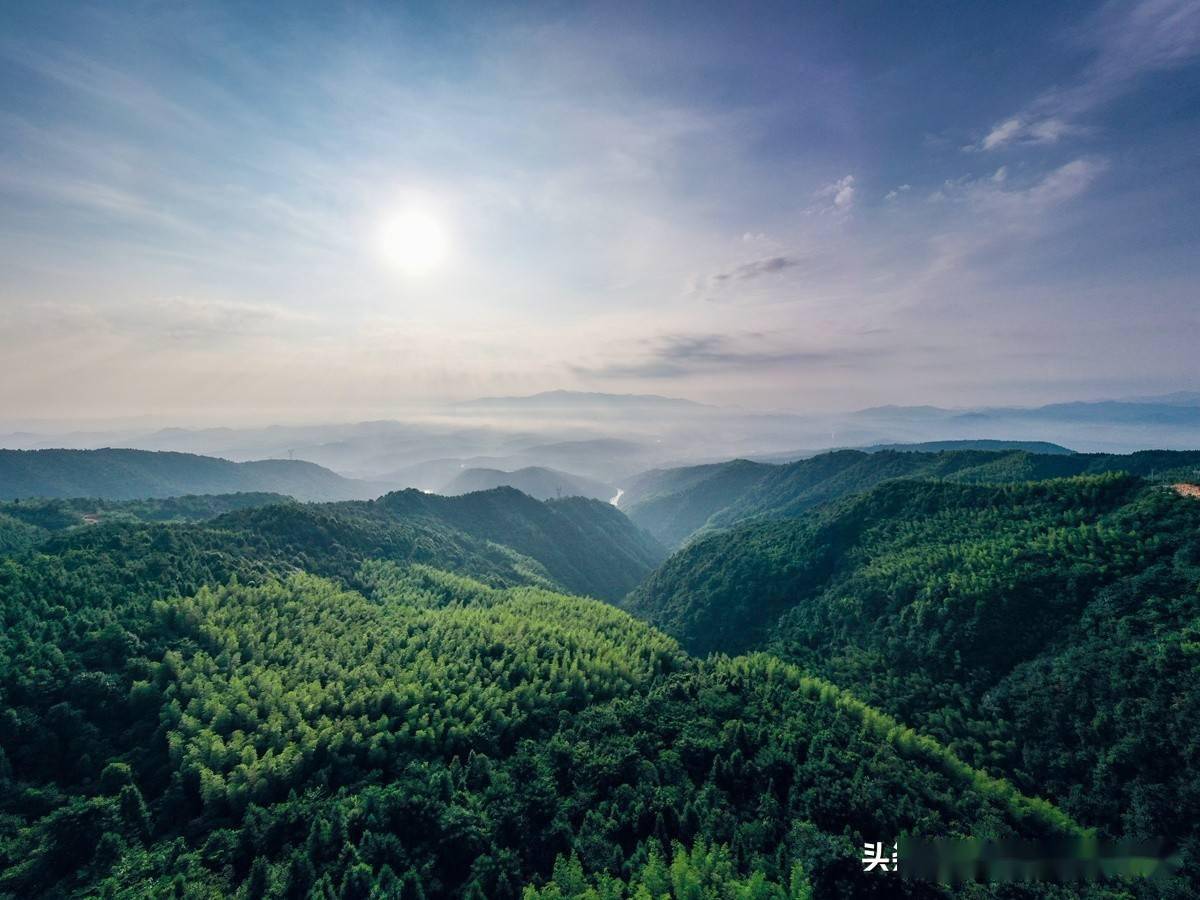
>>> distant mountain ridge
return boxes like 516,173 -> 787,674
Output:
0,448 -> 392,501
457,389 -> 709,410
861,439 -> 1074,454
442,466 -> 613,501
7,390 -> 1200,480
622,447 -> 1200,546
852,397 -> 1200,427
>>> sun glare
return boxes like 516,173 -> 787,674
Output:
375,207 -> 450,275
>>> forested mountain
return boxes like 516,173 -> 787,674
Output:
0,487 -> 1085,898
626,473 -> 1200,853
622,447 -> 1200,546
441,466 -> 614,502
0,449 -> 392,502
5,449 -> 1200,896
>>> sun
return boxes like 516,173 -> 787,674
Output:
375,207 -> 450,276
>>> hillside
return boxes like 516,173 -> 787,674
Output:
441,465 -> 613,501
0,547 -> 1079,898
623,447 -> 1200,546
625,473 -> 1200,846
0,492 -> 290,556
0,448 -> 391,502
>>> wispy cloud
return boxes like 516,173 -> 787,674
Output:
711,255 -> 799,284
572,332 -> 857,379
932,157 -> 1108,217
969,0 -> 1200,150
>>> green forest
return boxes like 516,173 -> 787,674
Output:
2,448 -> 1199,897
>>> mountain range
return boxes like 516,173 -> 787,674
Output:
0,448 -> 391,502
620,446 -> 1200,546
7,390 -> 1200,486
4,441 -> 1200,895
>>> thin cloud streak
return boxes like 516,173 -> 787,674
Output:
970,0 -> 1200,150
571,333 -> 873,380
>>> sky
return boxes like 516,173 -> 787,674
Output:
1,0 -> 1198,423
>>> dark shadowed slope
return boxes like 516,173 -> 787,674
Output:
0,448 -> 392,501
374,487 -> 666,600
618,459 -> 772,548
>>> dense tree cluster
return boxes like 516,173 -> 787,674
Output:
164,571 -> 683,815
0,493 -> 660,800
522,843 -> 813,899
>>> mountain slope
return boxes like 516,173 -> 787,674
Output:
441,465 -> 613,501
619,459 -> 772,547
626,473 -> 1200,843
0,448 -> 390,501
0,550 -> 1079,898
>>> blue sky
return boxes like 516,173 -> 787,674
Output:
1,0 -> 1198,421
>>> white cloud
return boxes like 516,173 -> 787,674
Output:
1021,157 -> 1109,206
940,157 -> 1108,217
981,117 -> 1024,150
973,115 -> 1080,152
814,174 -> 855,212
1028,117 -> 1074,143
834,176 -> 855,208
